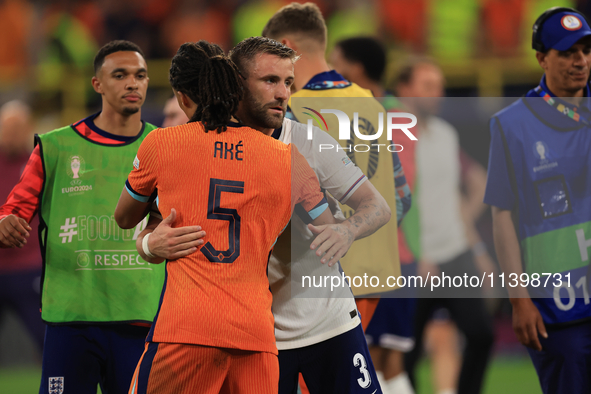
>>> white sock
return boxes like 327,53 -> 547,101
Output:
386,372 -> 415,394
437,390 -> 457,394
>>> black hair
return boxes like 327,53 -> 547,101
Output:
335,37 -> 386,83
169,41 -> 243,132
94,40 -> 145,74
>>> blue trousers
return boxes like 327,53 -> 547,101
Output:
527,319 -> 591,394
40,324 -> 149,394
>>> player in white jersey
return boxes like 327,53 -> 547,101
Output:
231,34 -> 394,393
140,37 -> 391,394
269,118 -> 366,348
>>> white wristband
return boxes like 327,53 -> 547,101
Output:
142,233 -> 156,259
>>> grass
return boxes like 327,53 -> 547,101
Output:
0,356 -> 540,394
415,355 -> 542,394
0,368 -> 102,394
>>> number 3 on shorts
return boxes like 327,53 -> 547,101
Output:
353,353 -> 371,388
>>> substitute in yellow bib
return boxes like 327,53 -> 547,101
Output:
264,4 -> 405,303
263,4 -> 412,394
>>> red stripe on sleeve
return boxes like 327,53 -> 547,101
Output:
0,145 -> 43,222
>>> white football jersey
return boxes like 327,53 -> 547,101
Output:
269,118 -> 365,349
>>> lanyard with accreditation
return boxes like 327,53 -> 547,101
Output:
533,85 -> 591,126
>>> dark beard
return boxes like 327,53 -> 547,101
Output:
243,91 -> 284,130
122,106 -> 140,115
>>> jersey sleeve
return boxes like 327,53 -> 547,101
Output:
125,131 -> 159,202
0,145 -> 43,222
291,145 -> 328,222
484,117 -> 516,210
306,125 -> 366,204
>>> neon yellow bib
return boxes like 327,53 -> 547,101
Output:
290,83 -> 401,295
37,123 -> 164,323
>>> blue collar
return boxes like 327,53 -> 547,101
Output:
226,121 -> 243,128
302,70 -> 352,90
524,75 -> 591,128
271,126 -> 282,140
74,112 -> 138,142
528,75 -> 591,100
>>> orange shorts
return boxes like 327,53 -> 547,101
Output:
355,298 -> 380,331
129,342 -> 279,394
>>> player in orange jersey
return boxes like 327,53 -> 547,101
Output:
114,41 -> 341,394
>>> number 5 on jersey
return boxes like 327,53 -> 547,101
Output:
201,178 -> 244,264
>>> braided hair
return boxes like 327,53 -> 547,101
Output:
169,41 -> 243,132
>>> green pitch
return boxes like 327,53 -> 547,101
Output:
415,356 -> 542,394
0,356 -> 541,394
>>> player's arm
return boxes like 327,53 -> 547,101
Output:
292,144 -> 391,266
0,145 -> 42,248
486,117 -> 546,350
341,179 -> 391,240
114,133 -> 159,229
294,126 -> 391,265
492,207 -> 546,350
291,145 -> 349,266
135,206 -> 205,263
114,187 -> 152,229
307,124 -> 392,239
307,180 -> 391,266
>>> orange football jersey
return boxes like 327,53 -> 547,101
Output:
126,122 -> 326,354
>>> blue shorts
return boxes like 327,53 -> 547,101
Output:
40,324 -> 149,394
527,319 -> 591,394
0,269 -> 45,351
278,323 -> 382,394
365,263 -> 417,352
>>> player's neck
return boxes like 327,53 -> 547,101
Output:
259,127 -> 274,136
293,55 -> 331,92
232,111 -> 274,136
93,107 -> 143,137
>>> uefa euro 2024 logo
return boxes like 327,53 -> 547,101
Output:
303,107 -> 418,153
67,155 -> 85,181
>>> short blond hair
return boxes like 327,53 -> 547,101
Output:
262,2 -> 327,46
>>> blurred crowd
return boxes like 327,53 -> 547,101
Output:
1,0 -> 590,85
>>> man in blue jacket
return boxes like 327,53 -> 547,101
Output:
485,7 -> 591,394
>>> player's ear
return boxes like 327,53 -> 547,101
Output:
176,91 -> 192,110
174,90 -> 195,119
282,38 -> 295,52
536,51 -> 548,70
91,76 -> 103,95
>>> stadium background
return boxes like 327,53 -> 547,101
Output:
0,0 -> 584,392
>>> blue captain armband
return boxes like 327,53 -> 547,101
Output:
295,198 -> 329,224
309,199 -> 329,220
125,180 -> 157,203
